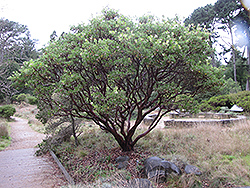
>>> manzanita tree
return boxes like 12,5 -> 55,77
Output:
13,9 -> 222,151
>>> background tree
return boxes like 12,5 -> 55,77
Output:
236,0 -> 250,90
13,9 -> 223,151
214,0 -> 241,83
184,4 -> 218,67
49,30 -> 58,42
0,18 -> 38,103
224,50 -> 247,90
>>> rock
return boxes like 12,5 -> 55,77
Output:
143,156 -> 164,174
161,161 -> 181,175
117,161 -> 129,170
115,156 -> 129,169
127,178 -> 154,188
184,164 -> 202,175
143,156 -> 166,182
116,156 -> 130,163
143,156 -> 181,183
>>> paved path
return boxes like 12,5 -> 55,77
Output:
0,117 -> 66,188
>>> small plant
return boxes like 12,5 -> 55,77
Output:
16,93 -> 27,102
27,95 -> 38,105
0,121 -> 11,150
0,105 -> 16,119
0,122 -> 9,138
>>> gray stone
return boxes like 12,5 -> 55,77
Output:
143,156 -> 164,173
127,178 -> 154,188
184,164 -> 202,175
115,156 -> 130,163
143,156 -> 182,183
161,161 -> 181,175
116,156 -> 130,170
117,161 -> 129,170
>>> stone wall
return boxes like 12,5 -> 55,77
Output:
164,116 -> 246,128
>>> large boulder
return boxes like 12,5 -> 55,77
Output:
143,156 -> 181,183
115,156 -> 130,170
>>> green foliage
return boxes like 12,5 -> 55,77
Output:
0,18 -> 39,100
224,51 -> 248,90
16,93 -> 26,102
184,4 -> 216,32
12,8 -> 223,151
0,105 -> 16,119
228,91 -> 250,112
12,93 -> 37,105
26,95 -> 37,105
220,78 -> 242,94
199,91 -> 250,112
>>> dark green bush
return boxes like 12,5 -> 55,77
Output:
16,93 -> 26,102
198,91 -> 250,113
198,102 -> 214,112
229,91 -> 250,112
27,95 -> 37,105
0,105 -> 16,119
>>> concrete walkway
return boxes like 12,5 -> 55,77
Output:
0,117 -> 66,188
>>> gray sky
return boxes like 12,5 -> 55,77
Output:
0,0 -> 218,49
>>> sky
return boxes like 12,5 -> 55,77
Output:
0,0 -> 218,49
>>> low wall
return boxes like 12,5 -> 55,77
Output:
169,112 -> 237,119
164,116 -> 246,128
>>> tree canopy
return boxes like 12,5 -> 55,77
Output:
0,18 -> 38,102
13,9 -> 223,151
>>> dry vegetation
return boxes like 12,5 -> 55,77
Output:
0,119 -> 11,150
54,119 -> 250,188
10,104 -> 250,187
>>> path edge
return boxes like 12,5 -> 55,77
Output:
49,149 -> 75,185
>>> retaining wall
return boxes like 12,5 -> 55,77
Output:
164,115 -> 247,128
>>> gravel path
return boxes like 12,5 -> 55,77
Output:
0,116 -> 67,188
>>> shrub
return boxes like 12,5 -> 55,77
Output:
198,91 -> 250,113
16,93 -> 26,102
27,95 -> 37,105
198,102 -> 214,112
229,91 -> 250,112
0,105 -> 16,119
0,122 -> 9,138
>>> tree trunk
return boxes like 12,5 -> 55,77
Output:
110,130 -> 134,151
229,21 -> 237,83
70,115 -> 79,146
246,46 -> 250,91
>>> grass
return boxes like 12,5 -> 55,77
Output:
0,119 -> 11,150
49,119 -> 250,188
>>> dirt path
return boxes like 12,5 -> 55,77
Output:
0,116 -> 67,188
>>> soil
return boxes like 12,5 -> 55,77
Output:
0,104 -> 67,188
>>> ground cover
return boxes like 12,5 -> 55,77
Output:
10,104 -> 250,187
0,119 -> 11,151
53,119 -> 250,187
